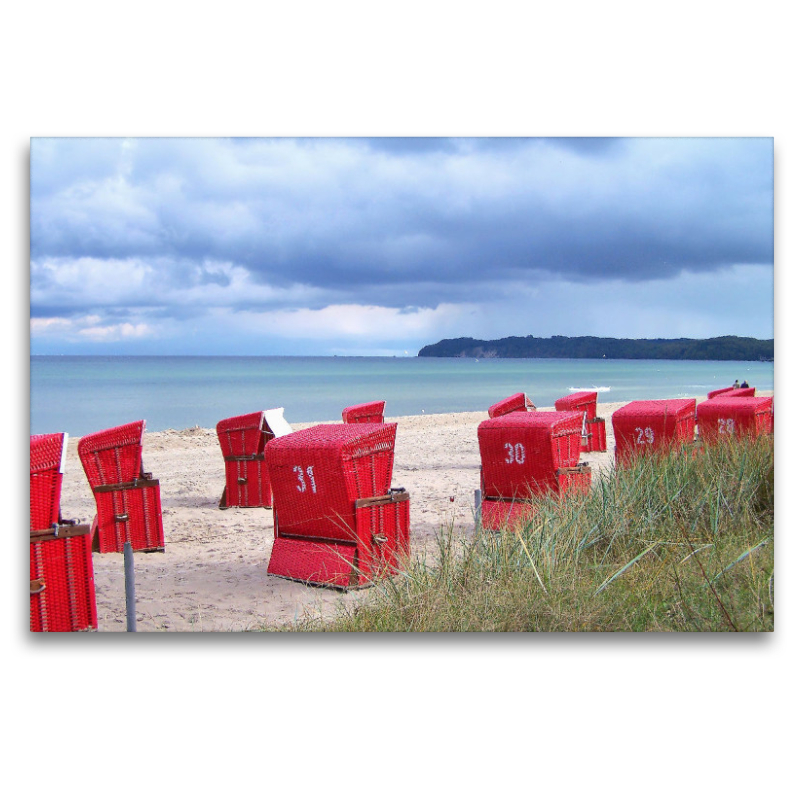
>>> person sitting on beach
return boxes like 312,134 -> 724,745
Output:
733,379 -> 740,388
741,380 -> 750,388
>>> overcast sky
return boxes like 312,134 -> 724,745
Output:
29,136 -> 774,356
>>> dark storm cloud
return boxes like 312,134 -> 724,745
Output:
30,136 -> 773,317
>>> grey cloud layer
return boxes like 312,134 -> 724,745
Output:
31,137 -> 773,317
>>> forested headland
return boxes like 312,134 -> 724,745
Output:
418,335 -> 774,361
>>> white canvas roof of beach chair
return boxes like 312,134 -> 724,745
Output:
264,407 -> 292,437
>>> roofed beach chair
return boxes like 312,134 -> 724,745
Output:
78,420 -> 164,553
554,391 -> 606,452
696,396 -> 774,442
487,392 -> 536,419
478,411 -> 590,530
264,423 -> 410,589
708,386 -> 738,400
30,433 -> 97,632
611,399 -> 697,468
216,408 -> 292,509
707,385 -> 757,400
342,400 -> 386,424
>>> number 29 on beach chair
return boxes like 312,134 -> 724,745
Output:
611,399 -> 697,467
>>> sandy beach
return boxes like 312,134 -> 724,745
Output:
56,395 -> 769,632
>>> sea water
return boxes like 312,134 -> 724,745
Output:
29,356 -> 774,436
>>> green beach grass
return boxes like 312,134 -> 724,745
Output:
287,434 -> 774,632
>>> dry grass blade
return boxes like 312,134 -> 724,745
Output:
593,542 -> 658,596
514,527 -> 548,594
710,538 -> 770,584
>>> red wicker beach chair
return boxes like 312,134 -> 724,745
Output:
216,408 -> 292,509
264,423 -> 410,589
478,411 -> 590,528
77,420 -> 164,553
696,396 -> 774,442
708,386 -> 737,400
30,433 -> 97,632
718,387 -> 756,398
487,392 -> 536,418
611,399 -> 697,467
342,400 -> 386,424
554,391 -> 606,452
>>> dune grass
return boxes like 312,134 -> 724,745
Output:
290,435 -> 774,632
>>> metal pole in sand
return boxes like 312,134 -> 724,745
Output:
474,489 -> 482,528
123,541 -> 137,632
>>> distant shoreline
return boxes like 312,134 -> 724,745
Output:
418,335 -> 774,362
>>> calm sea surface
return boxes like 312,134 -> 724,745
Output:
29,356 -> 775,436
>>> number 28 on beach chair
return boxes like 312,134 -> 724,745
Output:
264,423 -> 410,589
30,433 -> 97,632
77,420 -> 165,553
342,400 -> 386,424
611,399 -> 697,467
696,396 -> 774,442
216,408 -> 292,509
478,411 -> 590,530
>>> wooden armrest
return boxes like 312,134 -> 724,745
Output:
94,477 -> 160,493
355,490 -> 410,509
30,521 -> 92,543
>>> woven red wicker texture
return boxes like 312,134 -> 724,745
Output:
268,538 -> 358,588
268,496 -> 410,588
217,411 -> 274,508
265,423 -> 397,541
78,421 -> 164,553
557,466 -> 592,497
720,387 -> 756,398
30,433 -> 97,632
265,423 -> 410,587
30,534 -> 97,632
342,400 -> 386,424
481,498 -> 537,530
478,411 -> 584,499
708,386 -> 737,399
30,433 -> 65,530
352,499 -> 410,585
696,396 -> 774,441
554,391 -> 598,421
612,399 -> 697,466
487,393 -> 536,419
585,418 -> 607,452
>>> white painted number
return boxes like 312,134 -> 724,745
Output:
635,426 -> 655,445
718,418 -> 735,435
504,443 -> 526,464
293,465 -> 318,493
